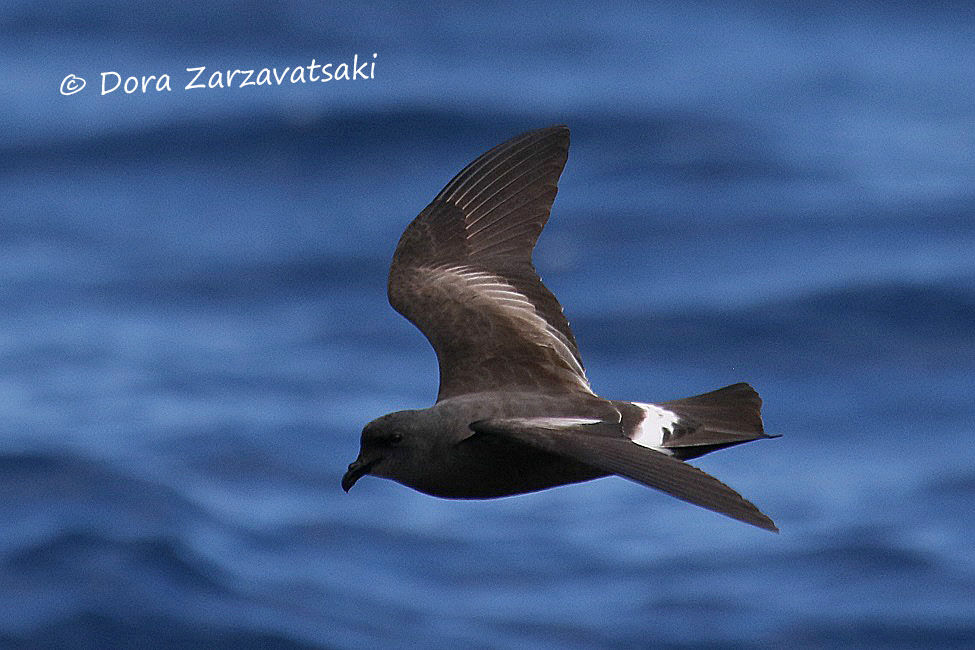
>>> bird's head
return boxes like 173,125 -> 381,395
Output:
341,409 -> 430,492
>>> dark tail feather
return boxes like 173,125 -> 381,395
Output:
658,383 -> 778,460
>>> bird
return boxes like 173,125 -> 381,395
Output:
342,125 -> 780,532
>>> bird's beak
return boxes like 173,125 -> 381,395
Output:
342,456 -> 378,492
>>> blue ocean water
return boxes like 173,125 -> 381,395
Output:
3,2 -> 974,647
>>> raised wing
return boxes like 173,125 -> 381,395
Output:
388,126 -> 592,401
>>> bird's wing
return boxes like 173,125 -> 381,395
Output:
468,416 -> 779,532
388,126 -> 592,401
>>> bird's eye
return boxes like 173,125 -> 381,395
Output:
388,432 -> 404,445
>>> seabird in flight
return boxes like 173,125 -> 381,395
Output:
342,126 -> 779,532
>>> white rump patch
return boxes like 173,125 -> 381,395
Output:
629,402 -> 681,454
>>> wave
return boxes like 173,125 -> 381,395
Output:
6,611 -> 318,649
0,452 -> 207,525
6,529 -> 232,596
574,275 -> 975,369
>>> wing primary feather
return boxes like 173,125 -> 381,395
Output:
461,147 -> 564,226
441,128 -> 565,207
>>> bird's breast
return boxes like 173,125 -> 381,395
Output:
406,434 -> 607,499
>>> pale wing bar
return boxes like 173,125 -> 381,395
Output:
423,265 -> 591,393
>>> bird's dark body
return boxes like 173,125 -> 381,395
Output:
390,393 -> 616,499
342,126 -> 781,531
412,433 -> 609,499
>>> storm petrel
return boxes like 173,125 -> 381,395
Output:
342,126 -> 779,532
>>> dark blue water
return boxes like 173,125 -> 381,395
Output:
3,2 -> 974,647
